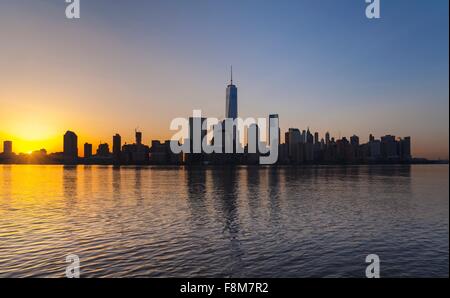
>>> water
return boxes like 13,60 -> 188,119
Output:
0,164 -> 448,278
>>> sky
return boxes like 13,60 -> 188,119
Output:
0,0 -> 448,159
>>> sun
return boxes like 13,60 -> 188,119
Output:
0,122 -> 61,154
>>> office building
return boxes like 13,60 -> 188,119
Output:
269,114 -> 280,146
225,67 -> 238,119
63,131 -> 78,161
350,135 -> 359,147
314,132 -> 319,144
113,134 -> 121,162
122,130 -> 150,164
186,117 -> 207,164
381,135 -> 399,160
96,143 -> 110,156
399,136 -> 412,161
3,141 -> 12,155
287,128 -> 303,163
84,143 -> 93,158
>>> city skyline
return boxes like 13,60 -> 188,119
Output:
0,72 -> 417,166
0,70 -> 437,161
1,73 -> 416,164
0,0 -> 448,159
0,126 -> 415,165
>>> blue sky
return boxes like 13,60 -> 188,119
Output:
0,0 -> 448,158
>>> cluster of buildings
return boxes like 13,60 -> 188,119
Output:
0,71 -> 417,165
61,129 -> 181,165
278,130 -> 411,164
179,121 -> 412,165
0,129 -> 414,166
179,71 -> 412,165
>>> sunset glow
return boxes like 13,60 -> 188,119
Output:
0,1 -> 448,159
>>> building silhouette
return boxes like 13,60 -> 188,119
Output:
0,73 -> 424,166
225,66 -> 238,119
122,130 -> 150,164
63,131 -> 78,162
325,132 -> 330,145
381,135 -> 398,160
3,141 -> 12,155
113,134 -> 121,163
96,143 -> 110,157
400,136 -> 412,161
186,117 -> 207,164
149,140 -> 182,164
84,143 -> 93,159
350,135 -> 359,147
269,114 -> 280,146
245,123 -> 260,164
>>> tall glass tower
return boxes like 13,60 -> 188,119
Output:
226,66 -> 238,119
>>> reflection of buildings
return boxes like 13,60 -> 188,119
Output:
210,167 -> 243,268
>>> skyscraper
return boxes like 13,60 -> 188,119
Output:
248,123 -> 260,154
189,117 -> 207,154
3,141 -> 12,155
314,132 -> 319,144
136,130 -> 142,145
287,128 -> 303,163
284,131 -> 290,145
400,136 -> 412,161
96,143 -> 110,156
84,143 -> 93,158
113,134 -> 121,162
306,128 -> 314,144
325,132 -> 330,145
122,130 -> 150,164
381,135 -> 398,160
187,117 -> 207,164
225,66 -> 238,119
350,135 -> 359,147
63,131 -> 78,160
269,114 -> 280,145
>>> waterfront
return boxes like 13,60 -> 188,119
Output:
0,165 -> 448,277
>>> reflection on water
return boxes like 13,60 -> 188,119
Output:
0,165 -> 448,277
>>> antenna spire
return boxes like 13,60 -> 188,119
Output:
230,65 -> 233,85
